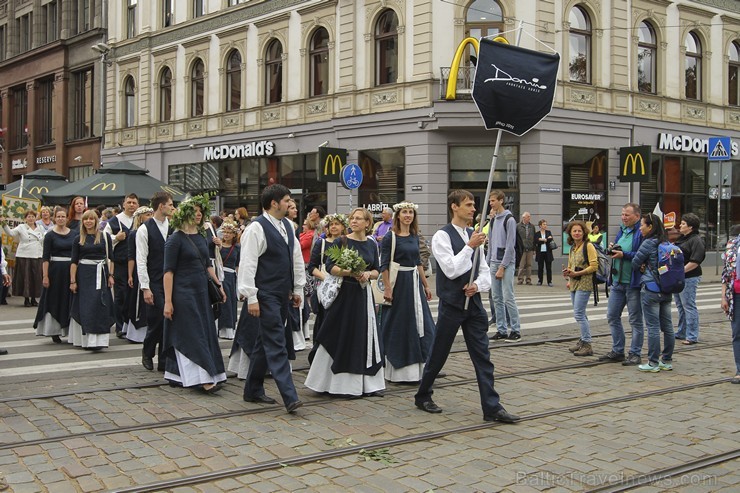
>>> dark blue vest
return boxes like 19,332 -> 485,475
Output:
108,216 -> 131,264
144,218 -> 168,287
254,214 -> 295,296
436,224 -> 480,307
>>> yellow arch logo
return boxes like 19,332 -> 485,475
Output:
623,153 -> 645,176
92,182 -> 117,191
590,155 -> 606,177
445,36 -> 508,100
28,186 -> 49,194
324,154 -> 343,176
160,186 -> 181,195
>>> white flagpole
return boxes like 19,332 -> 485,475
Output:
19,175 -> 24,199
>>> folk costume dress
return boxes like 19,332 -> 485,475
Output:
69,235 -> 115,348
123,228 -> 147,343
305,237 -> 385,396
379,233 -> 435,383
218,243 -> 240,340
33,230 -> 76,338
162,231 -> 226,387
2,223 -> 44,299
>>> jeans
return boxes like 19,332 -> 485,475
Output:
571,290 -> 592,342
488,290 -> 511,326
641,287 -> 675,365
490,261 -> 520,334
732,294 -> 740,375
607,283 -> 644,356
674,276 -> 700,342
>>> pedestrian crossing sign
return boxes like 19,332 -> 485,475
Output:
708,137 -> 731,161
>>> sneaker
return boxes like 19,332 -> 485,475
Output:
536,281 -> 543,286
622,354 -> 642,366
573,342 -> 593,356
638,363 -> 661,372
490,332 -> 507,341
505,332 -> 522,342
598,351 -> 625,363
658,360 -> 673,371
547,283 -> 554,287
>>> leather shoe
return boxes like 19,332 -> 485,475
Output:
243,394 -> 277,404
415,400 -> 442,414
286,400 -> 303,413
484,407 -> 520,424
141,356 -> 154,371
0,348 -> 8,356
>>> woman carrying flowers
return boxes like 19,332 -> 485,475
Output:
305,207 -> 385,397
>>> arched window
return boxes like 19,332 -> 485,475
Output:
374,9 -> 398,86
685,32 -> 701,100
309,28 -> 329,97
265,40 -> 283,104
226,50 -> 241,111
729,41 -> 739,106
569,6 -> 591,84
191,59 -> 204,116
160,67 -> 172,122
637,21 -> 656,94
124,76 -> 135,128
466,0 -> 504,40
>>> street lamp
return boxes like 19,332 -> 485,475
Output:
91,42 -> 112,151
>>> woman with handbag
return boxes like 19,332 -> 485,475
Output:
562,221 -> 598,357
535,219 -> 555,287
305,207 -> 384,397
162,196 -> 227,393
720,225 -> 740,384
217,221 -> 240,340
379,202 -> 435,383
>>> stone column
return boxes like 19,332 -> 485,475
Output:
25,81 -> 37,172
53,72 -> 68,177
0,89 -> 10,184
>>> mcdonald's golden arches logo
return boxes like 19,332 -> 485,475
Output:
28,186 -> 49,194
317,147 -> 347,183
445,37 -> 480,101
590,154 -> 606,178
91,182 -> 117,191
619,145 -> 651,183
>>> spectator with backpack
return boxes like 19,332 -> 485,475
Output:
562,221 -> 598,356
673,213 -> 705,345
631,213 -> 675,373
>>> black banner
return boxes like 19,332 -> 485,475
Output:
317,147 -> 347,183
472,38 -> 560,136
618,145 -> 651,182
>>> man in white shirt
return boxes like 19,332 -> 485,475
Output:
105,193 -> 139,337
1,247 -> 10,355
237,184 -> 305,413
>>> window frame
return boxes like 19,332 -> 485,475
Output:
124,76 -> 136,128
191,59 -> 205,117
568,5 -> 592,85
685,31 -> 702,101
127,0 -> 137,39
159,67 -> 173,122
37,78 -> 54,145
265,40 -> 283,105
309,28 -> 330,97
72,68 -> 94,140
226,50 -> 242,112
162,0 -> 172,28
374,9 -> 399,86
729,41 -> 739,106
637,21 -> 657,94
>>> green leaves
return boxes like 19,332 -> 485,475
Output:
325,244 -> 368,275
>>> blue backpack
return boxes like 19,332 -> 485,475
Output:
646,242 -> 685,294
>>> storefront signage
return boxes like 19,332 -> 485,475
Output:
570,192 -> 604,201
363,202 -> 391,213
36,155 -> 57,165
11,158 -> 27,170
317,147 -> 346,183
539,186 -> 560,193
411,185 -> 423,191
203,141 -> 275,161
619,145 -> 651,182
658,133 -> 739,157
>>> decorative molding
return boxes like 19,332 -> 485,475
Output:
570,89 -> 595,104
297,0 -> 338,16
594,29 -> 603,38
685,106 -> 705,119
373,92 -> 397,105
255,12 -> 291,29
299,48 -> 307,57
223,115 -> 240,127
190,121 -> 203,131
158,127 -> 170,136
122,131 -> 135,141
454,18 -> 465,26
182,36 -> 211,49
729,112 -> 740,124
397,25 -> 405,35
637,99 -> 660,113
364,33 -> 372,42
263,110 -> 281,121
307,101 -> 327,114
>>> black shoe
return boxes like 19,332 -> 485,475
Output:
286,400 -> 303,413
141,356 -> 154,371
116,330 -> 124,339
157,365 -> 165,372
597,351 -> 625,363
437,372 -> 448,379
0,300 -> 7,305
415,400 -> 443,414
490,332 -> 507,341
0,348 -> 7,355
622,354 -> 642,366
505,332 -> 522,342
51,335 -> 62,344
30,298 -> 38,306
363,390 -> 385,397
484,407 -> 520,423
243,394 -> 278,404
200,385 -> 221,395
24,298 -> 31,307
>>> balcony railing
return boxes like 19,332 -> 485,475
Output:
439,66 -> 475,100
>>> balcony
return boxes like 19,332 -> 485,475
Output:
439,66 -> 475,100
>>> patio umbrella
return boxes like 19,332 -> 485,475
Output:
43,161 -> 187,206
4,169 -> 67,198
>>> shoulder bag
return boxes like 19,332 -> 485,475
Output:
316,236 -> 346,309
184,234 -> 222,305
371,232 -> 399,305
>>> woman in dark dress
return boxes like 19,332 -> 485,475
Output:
217,222 -> 240,340
123,206 -> 153,343
163,196 -> 227,393
379,202 -> 435,383
34,206 -> 75,343
305,207 -> 384,397
66,196 -> 86,232
535,219 -> 555,286
69,210 -> 115,350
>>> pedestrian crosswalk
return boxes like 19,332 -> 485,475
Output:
0,284 -> 725,378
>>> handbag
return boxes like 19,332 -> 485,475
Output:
549,240 -> 558,251
184,234 -> 222,305
317,274 -> 342,308
371,232 -> 399,305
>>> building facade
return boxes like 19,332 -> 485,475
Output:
101,0 -> 740,248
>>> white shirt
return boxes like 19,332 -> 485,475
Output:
135,216 -> 169,290
2,223 -> 44,259
104,212 -> 135,249
1,247 -> 7,275
237,212 -> 305,305
431,223 -> 491,293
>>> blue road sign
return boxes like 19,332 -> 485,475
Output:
340,163 -> 363,190
708,137 -> 731,161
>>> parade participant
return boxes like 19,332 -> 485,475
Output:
720,225 -> 740,384
66,196 -> 86,231
2,210 -> 44,307
0,247 -> 10,355
380,202 -> 435,383
36,207 -> 54,233
305,207 -> 384,397
674,213 -> 705,345
33,207 -> 74,343
69,210 -> 115,350
123,206 -> 153,343
237,184 -> 305,413
415,190 -> 519,423
162,195 -> 227,392
217,221 -> 240,340
104,193 -> 139,338
562,220 -> 598,357
137,191 -> 174,371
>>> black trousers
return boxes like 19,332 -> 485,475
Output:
538,258 -> 553,284
112,262 -> 128,332
143,283 -> 165,367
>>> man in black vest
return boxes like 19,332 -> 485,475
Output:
137,192 -> 173,372
105,193 -> 139,338
237,184 -> 305,413
415,190 -> 519,423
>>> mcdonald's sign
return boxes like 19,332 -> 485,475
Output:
317,147 -> 347,183
619,145 -> 651,182
91,182 -> 117,191
590,154 -> 606,178
28,186 -> 49,194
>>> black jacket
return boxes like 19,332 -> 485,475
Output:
535,229 -> 555,263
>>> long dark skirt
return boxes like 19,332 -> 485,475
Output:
33,260 -> 72,336
70,263 -> 115,334
12,257 -> 42,298
218,271 -> 238,334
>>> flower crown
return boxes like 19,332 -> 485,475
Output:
393,202 -> 418,212
133,206 -> 154,219
221,220 -> 239,234
322,213 -> 349,229
170,193 -> 212,233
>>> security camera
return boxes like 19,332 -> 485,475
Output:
91,42 -> 111,54
74,155 -> 82,162
318,141 -> 329,148
188,144 -> 196,149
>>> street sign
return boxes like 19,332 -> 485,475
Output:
317,147 -> 347,182
618,145 -> 651,182
708,137 -> 731,161
708,161 -> 732,187
709,187 -> 718,199
340,163 -> 363,190
722,188 -> 732,200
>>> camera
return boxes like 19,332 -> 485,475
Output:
606,245 -> 622,256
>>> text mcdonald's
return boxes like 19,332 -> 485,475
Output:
317,147 -> 347,183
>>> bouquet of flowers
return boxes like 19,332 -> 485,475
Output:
324,244 -> 368,275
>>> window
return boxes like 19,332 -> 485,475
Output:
191,60 -> 205,117
0,24 -> 6,62
568,6 -> 591,84
127,0 -> 137,39
309,28 -> 329,97
374,10 -> 398,86
193,0 -> 204,18
226,50 -> 242,111
37,79 -> 54,145
562,147 -> 609,251
124,77 -> 136,128
160,67 -> 172,121
265,40 -> 283,104
450,145 -> 519,214
11,87 -> 28,150
46,1 -> 58,43
69,165 -> 93,182
162,0 -> 172,27
358,148 -> 405,211
72,68 -> 94,139
637,21 -> 656,94
729,42 -> 739,106
19,13 -> 32,53
685,32 -> 702,100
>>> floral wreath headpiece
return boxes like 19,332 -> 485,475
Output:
322,213 -> 349,229
221,220 -> 239,235
133,206 -> 154,219
170,193 -> 212,234
393,202 -> 418,212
